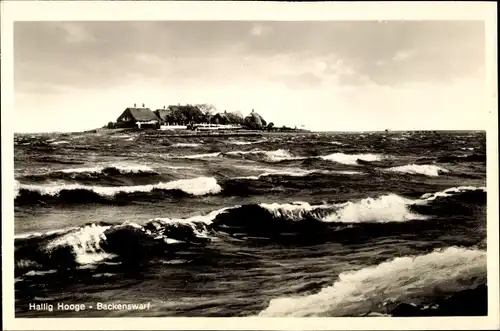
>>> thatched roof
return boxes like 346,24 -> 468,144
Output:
212,112 -> 230,124
119,108 -> 159,122
244,111 -> 267,129
226,111 -> 244,124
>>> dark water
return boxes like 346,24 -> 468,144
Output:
14,129 -> 487,317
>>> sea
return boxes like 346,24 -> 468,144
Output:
13,129 -> 487,317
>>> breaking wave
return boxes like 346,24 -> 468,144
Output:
14,186 -> 485,271
234,169 -> 362,180
417,186 -> 487,204
226,139 -> 267,145
60,164 -> 156,175
386,164 -> 450,177
44,224 -> 115,265
322,194 -> 426,223
15,207 -> 232,268
319,153 -> 382,165
225,149 -> 306,162
259,246 -> 486,317
178,152 -> 222,159
50,140 -> 70,145
177,150 -> 387,165
19,164 -> 160,184
15,177 -> 222,205
228,150 -> 384,164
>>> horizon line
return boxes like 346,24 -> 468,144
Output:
13,128 -> 486,135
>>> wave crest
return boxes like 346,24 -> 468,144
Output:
418,186 -> 486,204
259,247 -> 486,317
386,164 -> 450,177
226,149 -> 304,162
15,177 -> 222,205
59,164 -> 156,175
45,224 -> 114,265
15,185 -> 485,271
319,153 -> 382,165
15,207 -> 236,268
324,194 -> 426,223
171,143 -> 201,148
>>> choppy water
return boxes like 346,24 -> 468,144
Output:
14,129 -> 487,317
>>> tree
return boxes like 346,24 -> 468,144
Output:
196,104 -> 218,115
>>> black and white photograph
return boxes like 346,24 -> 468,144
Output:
2,1 -> 498,330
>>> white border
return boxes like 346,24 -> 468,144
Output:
1,1 -> 498,330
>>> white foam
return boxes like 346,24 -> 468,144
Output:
24,270 -> 58,276
386,164 -> 450,177
160,177 -> 222,195
227,141 -> 254,145
226,139 -> 267,145
259,190 -> 440,223
15,227 -> 78,240
164,165 -> 195,170
171,143 -> 201,148
45,224 -> 115,265
179,152 -> 222,159
235,169 -> 362,180
227,149 -> 305,162
323,194 -> 426,223
417,186 -> 486,204
58,164 -> 156,174
260,247 -> 486,317
151,206 -> 235,226
148,207 -> 235,239
260,201 -> 333,221
18,176 -> 222,197
50,140 -> 70,145
320,153 -> 382,165
92,273 -> 116,278
111,164 -> 156,173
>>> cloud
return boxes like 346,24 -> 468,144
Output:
13,21 -> 487,132
60,23 -> 94,43
250,24 -> 273,37
393,49 -> 416,61
278,72 -> 324,89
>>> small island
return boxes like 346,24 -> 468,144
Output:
104,103 -> 308,133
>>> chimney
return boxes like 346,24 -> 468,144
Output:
252,109 -> 255,113
134,103 -> 136,107
142,103 -> 145,107
163,105 -> 165,109
224,110 -> 227,114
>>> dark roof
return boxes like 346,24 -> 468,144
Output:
213,112 -> 229,120
124,108 -> 159,122
226,112 -> 243,122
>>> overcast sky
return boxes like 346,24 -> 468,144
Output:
14,21 -> 486,132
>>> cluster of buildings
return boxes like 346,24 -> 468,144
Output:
109,104 -> 270,130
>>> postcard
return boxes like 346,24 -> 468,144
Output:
1,1 -> 498,330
